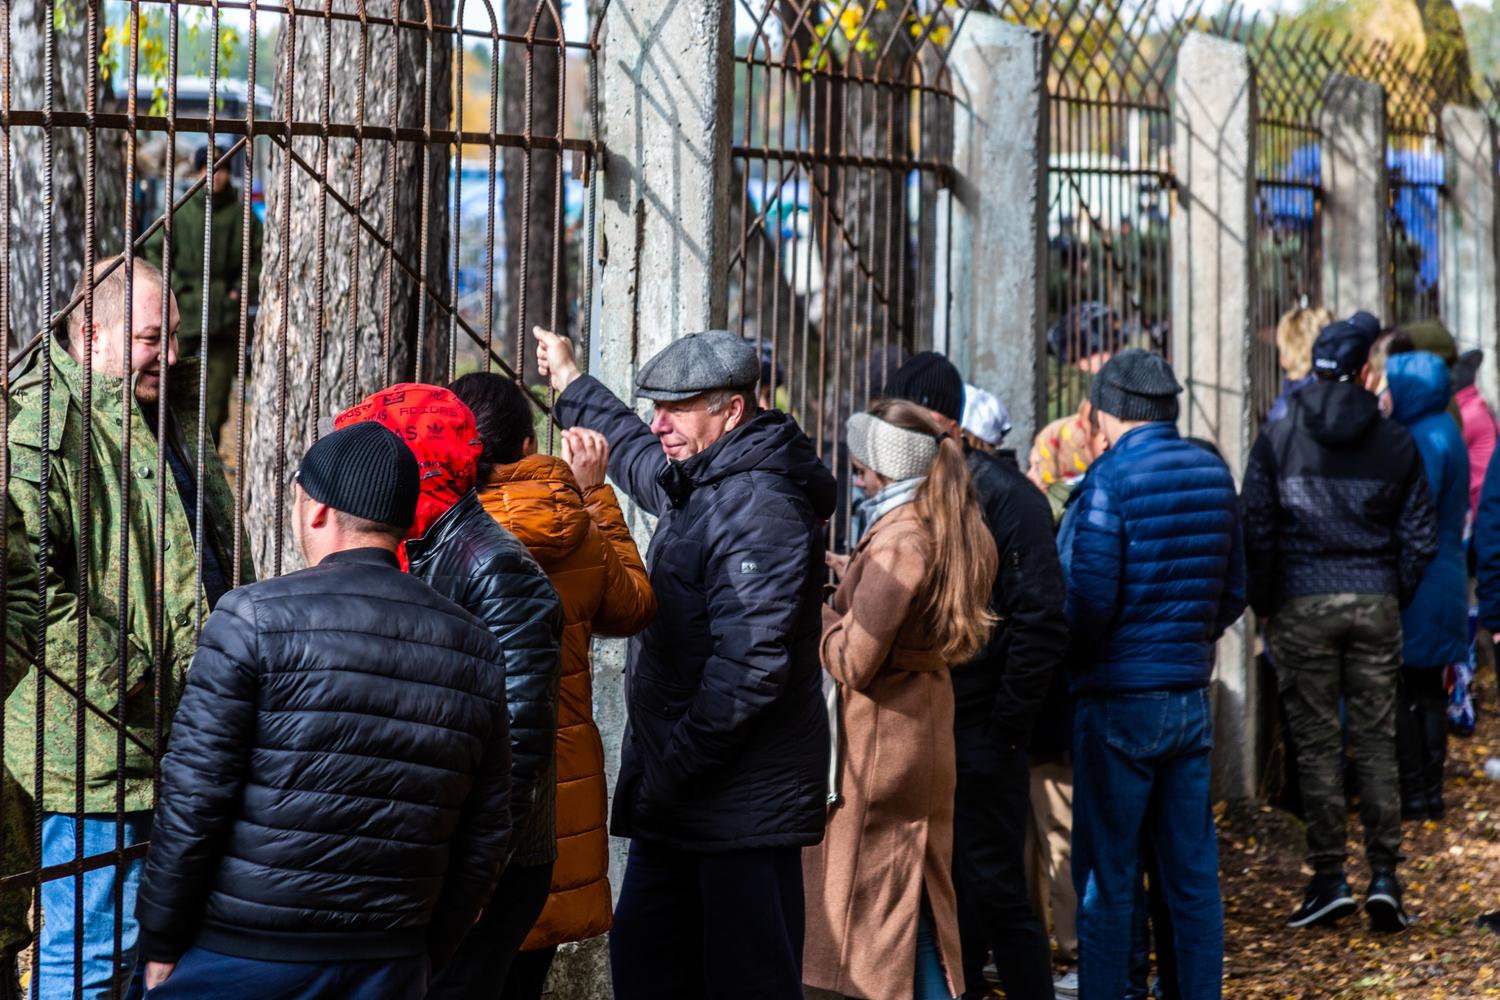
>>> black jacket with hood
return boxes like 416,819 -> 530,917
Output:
1241,377 -> 1438,617
555,375 -> 836,852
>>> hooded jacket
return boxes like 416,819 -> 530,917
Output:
1241,378 -> 1438,617
554,375 -> 836,851
338,386 -> 564,866
1057,422 -> 1245,693
1387,353 -> 1471,668
478,454 -> 656,949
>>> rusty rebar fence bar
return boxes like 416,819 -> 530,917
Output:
0,0 -> 602,990
729,0 -> 965,548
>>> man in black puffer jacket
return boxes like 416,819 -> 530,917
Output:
136,422 -> 514,999
885,352 -> 1068,1000
536,326 -> 835,1000
332,383 -> 564,999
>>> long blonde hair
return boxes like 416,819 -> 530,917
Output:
868,399 -> 998,662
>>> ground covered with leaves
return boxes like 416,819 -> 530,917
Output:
1219,673 -> 1500,998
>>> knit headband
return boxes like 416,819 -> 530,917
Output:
846,412 -> 941,483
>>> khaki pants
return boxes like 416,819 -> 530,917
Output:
1025,755 -> 1078,963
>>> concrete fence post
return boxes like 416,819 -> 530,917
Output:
935,12 -> 1049,450
1441,104 -> 1500,406
549,2 -> 735,996
1320,73 -> 1390,323
1171,30 -> 1259,801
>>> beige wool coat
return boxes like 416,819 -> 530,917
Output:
803,500 -> 974,1000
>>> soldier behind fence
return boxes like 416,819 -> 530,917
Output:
1242,315 -> 1437,933
143,143 -> 263,448
1,497 -> 39,1000
4,255 -> 251,999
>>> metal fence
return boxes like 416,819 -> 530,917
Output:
728,0 -> 966,548
996,0 -> 1183,424
0,0 -> 600,988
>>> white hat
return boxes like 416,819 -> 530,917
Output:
961,384 -> 1011,447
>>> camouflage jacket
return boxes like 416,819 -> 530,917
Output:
4,343 -> 252,813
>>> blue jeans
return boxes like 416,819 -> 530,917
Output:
33,811 -> 152,1000
1073,690 -> 1223,1000
144,947 -> 428,999
914,900 -> 955,1000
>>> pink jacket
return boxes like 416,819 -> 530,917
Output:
1458,384 -> 1498,519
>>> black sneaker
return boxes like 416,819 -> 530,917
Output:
1287,874 -> 1358,927
1366,871 -> 1414,931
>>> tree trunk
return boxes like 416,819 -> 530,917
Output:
6,0 -> 126,349
502,0 -> 565,381
246,0 -> 453,575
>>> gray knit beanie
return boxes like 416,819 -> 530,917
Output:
846,412 -> 940,482
1089,348 -> 1182,422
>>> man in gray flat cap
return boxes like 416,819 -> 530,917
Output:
535,327 -> 835,1000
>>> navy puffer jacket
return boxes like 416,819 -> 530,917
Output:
1058,422 -> 1246,693
1388,352 -> 1470,668
137,548 -> 513,968
555,376 -> 835,852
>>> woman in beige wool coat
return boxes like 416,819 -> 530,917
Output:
804,399 -> 999,1000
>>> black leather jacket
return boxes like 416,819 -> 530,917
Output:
137,548 -> 513,969
407,492 -> 564,866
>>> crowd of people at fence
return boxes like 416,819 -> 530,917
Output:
8,241 -> 1500,1000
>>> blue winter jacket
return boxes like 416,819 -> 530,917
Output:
1388,352 -> 1471,668
1058,422 -> 1246,694
1476,448 -> 1500,631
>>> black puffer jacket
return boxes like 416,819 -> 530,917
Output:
555,376 -> 836,851
1242,378 -> 1438,617
137,548 -> 512,968
407,492 -> 563,867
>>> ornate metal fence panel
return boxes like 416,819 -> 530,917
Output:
997,0 -> 1184,424
729,0 -> 966,548
1346,41 -> 1460,328
0,0 -> 600,989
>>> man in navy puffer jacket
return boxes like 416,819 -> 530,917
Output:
1058,349 -> 1244,1000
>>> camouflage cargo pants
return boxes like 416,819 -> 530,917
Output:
1268,593 -> 1403,876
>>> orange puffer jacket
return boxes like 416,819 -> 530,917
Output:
479,453 -> 656,950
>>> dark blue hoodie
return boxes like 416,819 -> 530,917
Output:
1388,352 -> 1471,668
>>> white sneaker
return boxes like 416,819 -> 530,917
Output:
1054,969 -> 1079,999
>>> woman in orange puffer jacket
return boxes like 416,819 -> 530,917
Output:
450,371 -> 657,999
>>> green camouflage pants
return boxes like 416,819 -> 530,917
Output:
0,772 -> 33,957
1269,593 -> 1403,876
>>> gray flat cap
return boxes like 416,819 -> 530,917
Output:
635,330 -> 760,402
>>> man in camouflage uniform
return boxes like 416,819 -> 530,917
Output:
142,143 -> 263,447
1242,316 -> 1436,933
5,255 -> 250,999
2,498 -> 38,1000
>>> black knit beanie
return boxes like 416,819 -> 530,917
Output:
296,422 -> 420,529
885,351 -> 964,422
1089,349 -> 1182,422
